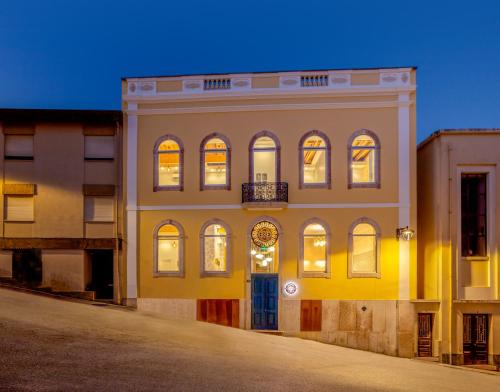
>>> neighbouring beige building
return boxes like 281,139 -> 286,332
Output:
0,109 -> 122,301
122,67 -> 420,357
417,129 -> 500,367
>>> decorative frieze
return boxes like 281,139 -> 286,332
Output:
125,68 -> 414,98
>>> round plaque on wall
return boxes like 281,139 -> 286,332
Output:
251,221 -> 278,248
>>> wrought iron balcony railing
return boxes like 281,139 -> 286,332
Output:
241,182 -> 288,204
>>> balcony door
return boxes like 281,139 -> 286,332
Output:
249,132 -> 280,201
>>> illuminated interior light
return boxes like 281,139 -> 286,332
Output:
264,257 -> 272,262
250,249 -> 257,255
256,254 -> 264,260
314,260 -> 326,268
268,246 -> 275,252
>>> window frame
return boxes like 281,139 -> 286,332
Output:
153,135 -> 184,192
248,130 -> 281,183
153,219 -> 185,277
4,134 -> 34,160
84,196 -> 115,223
298,218 -> 331,278
4,195 -> 35,223
347,129 -> 381,189
199,219 -> 232,277
84,135 -> 115,161
299,130 -> 331,189
348,217 -> 381,278
199,133 -> 231,191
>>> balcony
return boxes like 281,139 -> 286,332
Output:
241,182 -> 288,210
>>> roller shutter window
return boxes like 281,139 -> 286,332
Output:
84,136 -> 114,159
85,196 -> 114,222
5,135 -> 34,159
5,196 -> 34,221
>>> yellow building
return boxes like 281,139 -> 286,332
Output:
417,129 -> 500,367
0,109 -> 122,301
122,67 -> 418,357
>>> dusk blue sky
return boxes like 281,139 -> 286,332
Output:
1,0 -> 499,142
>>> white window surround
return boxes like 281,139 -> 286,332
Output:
298,130 -> 331,189
199,219 -> 232,277
153,134 -> 184,192
347,129 -> 381,189
456,166 -> 496,300
348,217 -> 381,278
153,219 -> 185,277
298,218 -> 331,278
199,133 -> 231,190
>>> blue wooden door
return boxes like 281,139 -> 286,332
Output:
251,274 -> 278,330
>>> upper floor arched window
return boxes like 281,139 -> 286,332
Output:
154,135 -> 184,191
348,130 -> 380,188
200,133 -> 231,190
299,131 -> 331,188
154,219 -> 185,277
249,131 -> 281,183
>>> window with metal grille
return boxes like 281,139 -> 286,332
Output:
461,173 -> 487,257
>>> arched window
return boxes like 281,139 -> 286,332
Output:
200,133 -> 231,190
299,131 -> 331,188
348,218 -> 381,278
200,219 -> 231,276
154,135 -> 184,191
249,131 -> 281,183
348,130 -> 380,188
154,220 -> 184,277
299,219 -> 331,278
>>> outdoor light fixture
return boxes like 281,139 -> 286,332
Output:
396,226 -> 415,241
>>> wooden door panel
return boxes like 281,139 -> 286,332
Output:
252,274 -> 278,330
418,313 -> 433,357
463,314 -> 489,364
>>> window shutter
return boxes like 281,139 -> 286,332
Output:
84,136 -> 114,159
6,196 -> 34,221
85,197 -> 114,222
5,135 -> 34,158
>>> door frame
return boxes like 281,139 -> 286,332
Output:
463,313 -> 489,365
251,273 -> 279,330
245,216 -> 283,330
417,313 -> 433,357
248,131 -> 281,183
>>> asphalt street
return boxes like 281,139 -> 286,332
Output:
0,288 -> 498,391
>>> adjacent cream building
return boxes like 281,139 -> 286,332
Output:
417,129 -> 500,367
122,67 -> 419,357
0,109 -> 122,301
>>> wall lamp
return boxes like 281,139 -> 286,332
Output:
396,226 -> 415,241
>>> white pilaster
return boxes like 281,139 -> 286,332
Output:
126,103 -> 138,300
398,93 -> 411,300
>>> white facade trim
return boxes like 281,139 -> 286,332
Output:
126,103 -> 138,300
125,100 -> 416,117
131,202 -> 400,211
125,68 -> 414,100
456,165 -> 496,300
398,92 -> 411,300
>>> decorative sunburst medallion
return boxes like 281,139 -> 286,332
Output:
251,221 -> 278,248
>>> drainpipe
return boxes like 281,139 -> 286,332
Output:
447,143 -> 453,365
115,120 -> 122,305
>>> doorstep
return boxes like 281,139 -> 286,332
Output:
252,330 -> 284,336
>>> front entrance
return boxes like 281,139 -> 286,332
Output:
417,313 -> 433,357
251,274 -> 278,330
463,314 -> 489,364
86,250 -> 114,299
12,249 -> 42,286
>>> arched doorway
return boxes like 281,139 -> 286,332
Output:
248,218 -> 281,330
